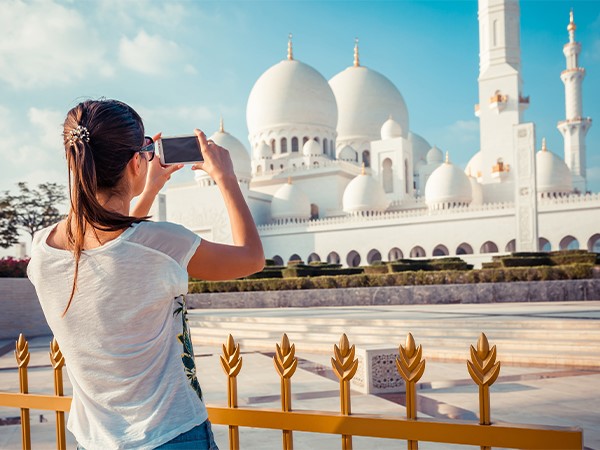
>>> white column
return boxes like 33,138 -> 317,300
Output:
513,123 -> 538,252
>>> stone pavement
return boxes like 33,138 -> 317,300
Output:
0,301 -> 599,449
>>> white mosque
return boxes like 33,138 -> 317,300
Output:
158,0 -> 599,268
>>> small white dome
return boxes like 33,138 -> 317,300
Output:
465,151 -> 483,178
247,59 -> 337,136
425,160 -> 472,209
207,128 -> 251,177
380,116 -> 404,140
338,145 -> 358,162
303,138 -> 322,156
426,146 -> 444,164
536,140 -> 572,195
254,141 -> 272,159
342,172 -> 388,213
469,176 -> 483,205
271,182 -> 311,220
408,132 -> 431,164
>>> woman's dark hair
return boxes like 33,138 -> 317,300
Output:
62,99 -> 148,315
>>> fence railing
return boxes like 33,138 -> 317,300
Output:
0,332 -> 584,450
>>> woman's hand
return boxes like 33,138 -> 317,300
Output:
191,129 -> 235,182
144,132 -> 183,196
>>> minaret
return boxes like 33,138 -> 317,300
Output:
476,0 -> 528,200
557,10 -> 592,193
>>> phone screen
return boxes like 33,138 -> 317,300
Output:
160,136 -> 203,164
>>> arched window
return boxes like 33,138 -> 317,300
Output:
323,139 -> 328,155
272,255 -> 284,266
456,243 -> 474,255
327,252 -> 340,264
308,253 -> 321,263
432,245 -> 449,257
362,150 -> 371,167
310,204 -> 319,220
480,241 -> 499,254
382,158 -> 393,193
346,250 -> 361,267
388,247 -> 403,261
291,137 -> 299,153
256,165 -> 262,174
288,253 -> 302,263
313,161 -> 319,167
303,136 -> 309,146
504,240 -> 516,253
313,137 -> 320,143
559,235 -> 579,250
270,139 -> 276,154
404,159 -> 410,194
367,249 -> 382,265
410,246 -> 426,258
588,234 -> 600,252
281,137 -> 287,153
539,237 -> 551,252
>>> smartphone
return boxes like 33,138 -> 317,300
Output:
157,135 -> 203,165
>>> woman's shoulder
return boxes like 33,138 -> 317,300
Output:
133,220 -> 195,237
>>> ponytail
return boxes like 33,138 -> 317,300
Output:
62,100 -> 148,316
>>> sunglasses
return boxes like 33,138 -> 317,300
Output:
138,136 -> 155,161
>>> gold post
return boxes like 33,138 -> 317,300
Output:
15,334 -> 31,450
331,334 -> 358,450
220,335 -> 243,450
467,333 -> 501,450
49,338 -> 66,450
273,334 -> 298,450
396,333 -> 426,450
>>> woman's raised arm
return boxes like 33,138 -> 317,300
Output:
187,129 -> 264,280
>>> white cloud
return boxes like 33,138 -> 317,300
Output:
0,1 -> 112,89
118,31 -> 183,75
138,105 -> 214,133
96,0 -> 186,29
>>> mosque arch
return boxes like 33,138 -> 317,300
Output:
559,235 -> 579,250
308,252 -> 321,263
456,243 -> 474,255
588,234 -> 600,252
432,245 -> 449,257
303,136 -> 309,146
346,250 -> 361,267
280,137 -> 288,153
323,139 -> 328,155
270,139 -> 276,154
327,252 -> 341,264
480,241 -> 498,254
388,247 -> 403,261
367,249 -> 382,265
539,237 -> 551,252
410,246 -> 426,258
291,137 -> 299,152
313,161 -> 320,168
310,204 -> 319,220
382,158 -> 393,193
288,253 -> 302,263
504,239 -> 516,253
362,150 -> 371,167
272,255 -> 284,266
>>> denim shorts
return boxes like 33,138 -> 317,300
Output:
76,420 -> 219,450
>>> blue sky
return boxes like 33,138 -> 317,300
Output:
1,0 -> 599,194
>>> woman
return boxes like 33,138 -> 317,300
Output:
27,99 -> 264,449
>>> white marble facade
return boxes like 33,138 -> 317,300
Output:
158,0 -> 599,268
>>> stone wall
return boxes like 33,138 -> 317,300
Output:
186,279 -> 600,309
0,278 -> 50,340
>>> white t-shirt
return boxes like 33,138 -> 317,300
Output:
27,221 -> 207,450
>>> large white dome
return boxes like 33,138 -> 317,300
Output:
247,59 -> 338,135
536,140 -> 572,195
408,132 -> 431,165
342,172 -> 388,213
271,181 -> 311,220
330,64 -> 409,143
425,159 -> 472,209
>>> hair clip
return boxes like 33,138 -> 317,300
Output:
67,125 -> 90,145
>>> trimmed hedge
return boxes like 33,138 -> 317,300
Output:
188,263 -> 596,294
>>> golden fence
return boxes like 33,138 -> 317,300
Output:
0,332 -> 584,450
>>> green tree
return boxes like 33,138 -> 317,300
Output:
0,198 -> 18,248
1,182 -> 67,240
